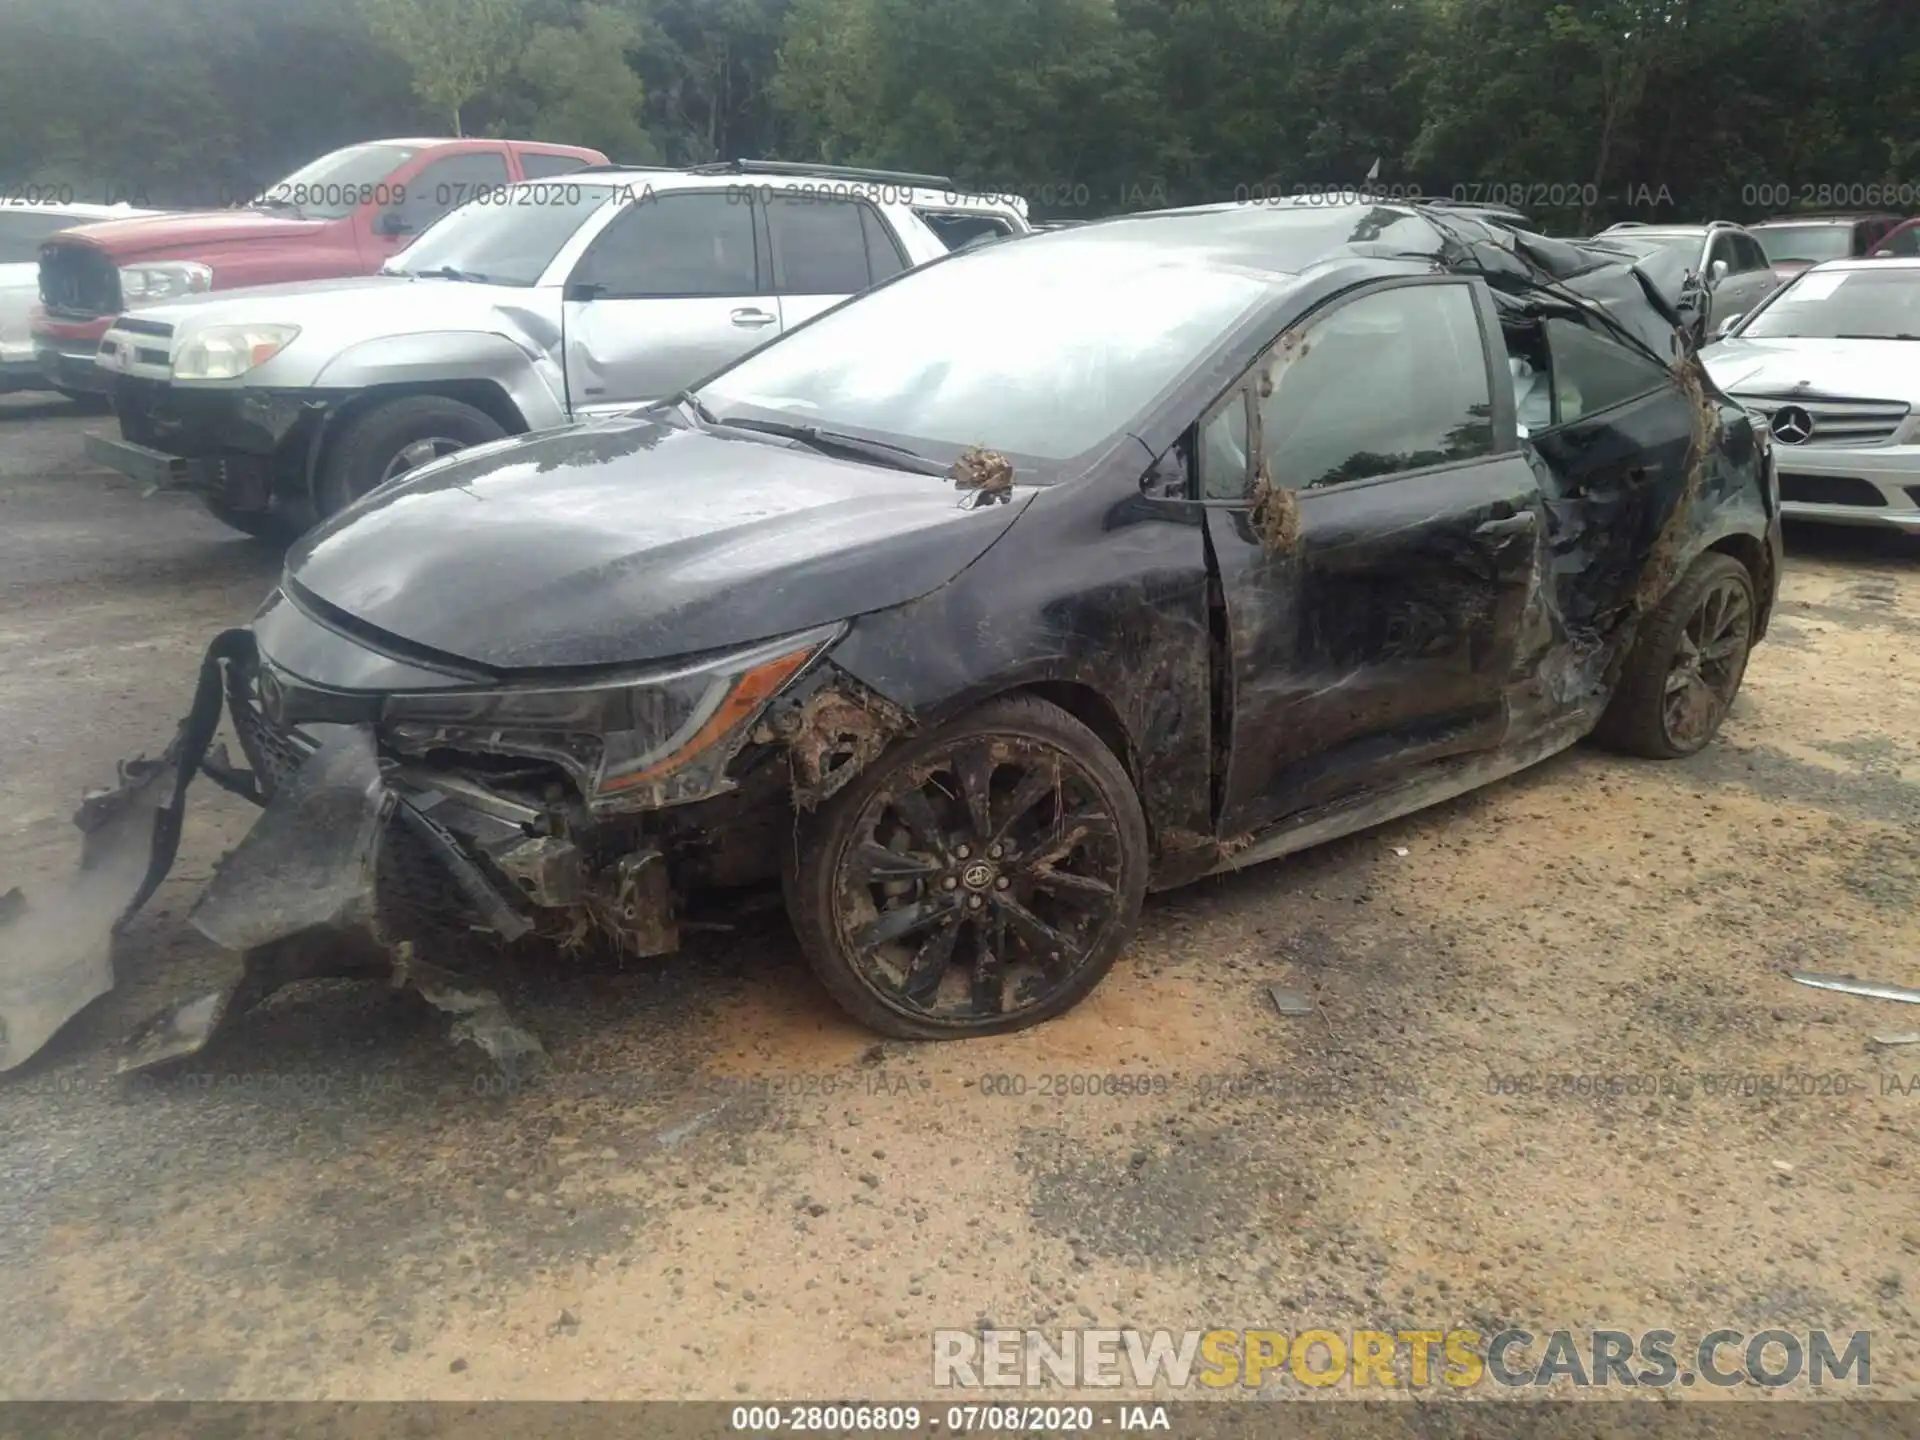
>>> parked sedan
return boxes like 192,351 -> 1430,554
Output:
1703,257 -> 1920,530
1,200 -> 156,398
6,200 -> 1780,1073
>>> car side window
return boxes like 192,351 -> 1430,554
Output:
1708,233 -> 1739,273
1198,391 -> 1252,500
397,151 -> 512,234
1541,316 -> 1669,426
1258,282 -> 1494,491
765,195 -> 872,295
919,212 -> 1016,252
0,211 -> 79,263
520,151 -> 589,180
861,207 -> 908,284
570,192 -> 758,299
1733,234 -> 1769,272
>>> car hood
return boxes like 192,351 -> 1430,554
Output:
281,415 -> 1034,672
123,272 -> 535,334
47,209 -> 331,260
1702,337 -> 1920,402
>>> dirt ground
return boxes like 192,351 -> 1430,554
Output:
1,391 -> 1917,1406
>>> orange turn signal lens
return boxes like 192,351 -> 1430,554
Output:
597,646 -> 814,793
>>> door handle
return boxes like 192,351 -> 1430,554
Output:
730,308 -> 776,328
1474,512 -> 1537,538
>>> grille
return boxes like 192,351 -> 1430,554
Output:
1734,392 -> 1911,447
38,242 -> 122,318
1778,473 -> 1885,507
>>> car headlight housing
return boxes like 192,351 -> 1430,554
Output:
172,324 -> 301,381
119,261 -> 213,306
380,623 -> 845,806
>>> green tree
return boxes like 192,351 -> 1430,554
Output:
514,4 -> 656,158
359,0 -> 524,136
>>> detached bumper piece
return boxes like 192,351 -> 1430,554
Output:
1,630 -> 547,1077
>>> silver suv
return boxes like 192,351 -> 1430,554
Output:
85,162 -> 1029,538
1589,220 -> 1781,344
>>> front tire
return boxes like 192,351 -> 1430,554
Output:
784,693 -> 1149,1039
1595,552 -> 1756,758
315,395 -> 506,517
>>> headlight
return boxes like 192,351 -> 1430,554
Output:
118,261 -> 212,306
381,624 -> 844,805
172,324 -> 301,381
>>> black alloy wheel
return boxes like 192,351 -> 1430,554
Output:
787,694 -> 1149,1038
1595,551 -> 1757,759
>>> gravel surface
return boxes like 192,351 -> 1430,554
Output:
1,392 -> 1916,1404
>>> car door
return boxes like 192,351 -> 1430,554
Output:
1199,276 -> 1547,838
1513,311 -> 1702,634
1722,233 -> 1779,323
561,188 -> 771,415
763,192 -> 899,330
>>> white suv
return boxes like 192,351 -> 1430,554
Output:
86,162 -> 1028,538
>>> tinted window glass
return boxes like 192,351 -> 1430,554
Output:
521,151 -> 589,180
1541,317 -> 1668,425
573,192 -> 757,298
861,206 -> 907,283
0,211 -> 84,263
1733,234 -> 1769,271
397,152 -> 512,234
1753,224 -> 1854,265
919,212 -> 1015,251
1708,233 -> 1739,272
767,195 -> 869,294
1259,283 -> 1494,491
1199,391 -> 1252,500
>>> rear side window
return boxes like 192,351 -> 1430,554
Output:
1732,234 -> 1769,272
0,211 -> 84,263
1541,317 -> 1669,426
861,207 -> 907,283
917,212 -> 1016,251
1259,282 -> 1495,491
571,192 -> 758,298
397,151 -> 513,235
766,195 -> 872,295
520,151 -> 590,180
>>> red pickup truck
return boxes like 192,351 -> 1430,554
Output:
33,136 -> 607,395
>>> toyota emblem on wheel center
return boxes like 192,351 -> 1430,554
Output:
1771,405 -> 1815,444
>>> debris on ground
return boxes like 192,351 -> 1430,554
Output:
1790,972 -> 1920,1005
1267,985 -> 1316,1017
1871,1032 -> 1920,1048
392,943 -> 549,1075
0,887 -> 23,926
951,447 -> 1014,501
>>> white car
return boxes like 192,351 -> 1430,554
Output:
1703,256 -> 1920,531
0,200 -> 158,396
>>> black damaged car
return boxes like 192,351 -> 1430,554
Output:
5,200 -> 1783,1072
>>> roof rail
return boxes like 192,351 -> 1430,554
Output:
688,158 -> 955,188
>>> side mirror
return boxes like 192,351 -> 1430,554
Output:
373,210 -> 414,238
1711,311 -> 1745,341
1709,257 -> 1730,285
1140,447 -> 1189,501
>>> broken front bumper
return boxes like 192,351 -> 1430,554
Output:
0,630 -> 543,1075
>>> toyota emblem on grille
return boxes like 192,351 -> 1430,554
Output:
1771,405 -> 1814,444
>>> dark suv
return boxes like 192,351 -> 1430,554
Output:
1749,213 -> 1903,282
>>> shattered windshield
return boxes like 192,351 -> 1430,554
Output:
386,182 -> 618,287
1753,224 -> 1855,265
699,239 -> 1272,465
1739,267 -> 1920,339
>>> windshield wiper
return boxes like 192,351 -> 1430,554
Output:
660,388 -> 719,426
406,265 -> 491,283
710,416 -> 951,476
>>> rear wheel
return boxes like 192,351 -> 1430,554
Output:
315,395 -> 506,517
784,694 -> 1149,1039
1595,552 -> 1756,758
